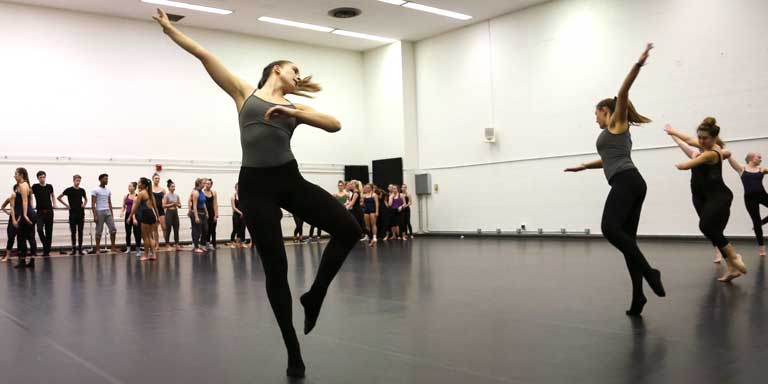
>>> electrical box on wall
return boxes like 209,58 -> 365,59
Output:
483,127 -> 496,143
415,173 -> 432,195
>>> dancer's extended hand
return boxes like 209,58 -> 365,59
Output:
152,8 -> 172,29
638,43 -> 653,66
564,165 -> 586,172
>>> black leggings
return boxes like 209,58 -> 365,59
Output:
601,169 -> 654,300
402,208 -> 413,236
239,160 -> 362,361
692,187 -> 733,254
36,209 -> 54,255
6,219 -> 16,253
15,218 -> 36,259
207,212 -> 217,246
309,225 -> 322,238
125,218 -> 141,251
231,213 -> 246,241
293,215 -> 304,237
69,217 -> 84,251
744,192 -> 768,246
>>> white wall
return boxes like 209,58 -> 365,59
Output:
415,0 -> 768,236
0,1 -> 366,165
363,42 -> 405,162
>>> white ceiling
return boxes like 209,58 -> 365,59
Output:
3,0 -> 550,51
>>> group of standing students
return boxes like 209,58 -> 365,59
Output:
565,43 -> 762,317
338,180 -> 415,246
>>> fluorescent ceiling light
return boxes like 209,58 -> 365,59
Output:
141,0 -> 232,15
258,16 -> 397,43
257,16 -> 334,33
332,30 -> 397,43
402,2 -> 472,20
378,0 -> 407,5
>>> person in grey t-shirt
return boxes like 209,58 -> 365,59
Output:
92,173 -> 117,254
564,43 -> 664,317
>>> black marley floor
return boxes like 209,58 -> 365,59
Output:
0,237 -> 766,384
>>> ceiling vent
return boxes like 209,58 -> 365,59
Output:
328,7 -> 362,19
167,13 -> 185,22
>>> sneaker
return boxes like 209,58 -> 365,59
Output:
136,250 -> 143,257
206,244 -> 215,250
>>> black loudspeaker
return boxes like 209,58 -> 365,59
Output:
372,157 -> 403,188
344,165 -> 369,184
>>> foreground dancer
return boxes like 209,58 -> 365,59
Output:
666,119 -> 748,281
726,152 -> 768,257
565,43 -> 665,316
153,9 -> 362,377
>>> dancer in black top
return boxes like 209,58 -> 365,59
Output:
666,118 -> 748,281
153,9 -> 362,378
667,130 -> 725,263
130,177 -> 160,261
2,185 -> 18,262
58,175 -> 87,255
400,184 -> 414,240
229,183 -> 246,248
151,173 -> 167,249
203,178 -> 219,249
10,168 -> 37,268
31,170 -> 56,256
726,152 -> 768,257
565,43 -> 665,316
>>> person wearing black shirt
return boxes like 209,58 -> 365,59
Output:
32,170 -> 56,256
57,174 -> 87,255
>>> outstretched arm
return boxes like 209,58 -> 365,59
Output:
613,43 -> 653,131
265,103 -> 341,132
152,8 -> 252,106
664,124 -> 700,148
677,151 -> 718,170
564,159 -> 603,172
665,124 -> 700,159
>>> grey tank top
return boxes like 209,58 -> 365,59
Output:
239,94 -> 299,168
166,193 -> 179,206
596,129 -> 636,182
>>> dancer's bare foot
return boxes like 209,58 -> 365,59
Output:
731,254 -> 747,274
369,239 -> 377,247
0,256 -> 8,263
165,246 -> 173,251
760,246 -> 766,257
110,247 -> 119,254
194,247 -> 205,254
713,248 -> 722,263
718,270 -> 742,282
140,256 -> 150,261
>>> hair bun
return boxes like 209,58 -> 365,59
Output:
167,179 -> 174,187
702,117 -> 717,126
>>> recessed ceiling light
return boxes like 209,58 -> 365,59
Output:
402,2 -> 472,20
140,0 -> 232,15
257,16 -> 335,33
332,30 -> 397,43
378,0 -> 407,5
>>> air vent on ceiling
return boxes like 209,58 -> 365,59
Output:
328,7 -> 362,19
167,13 -> 185,22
